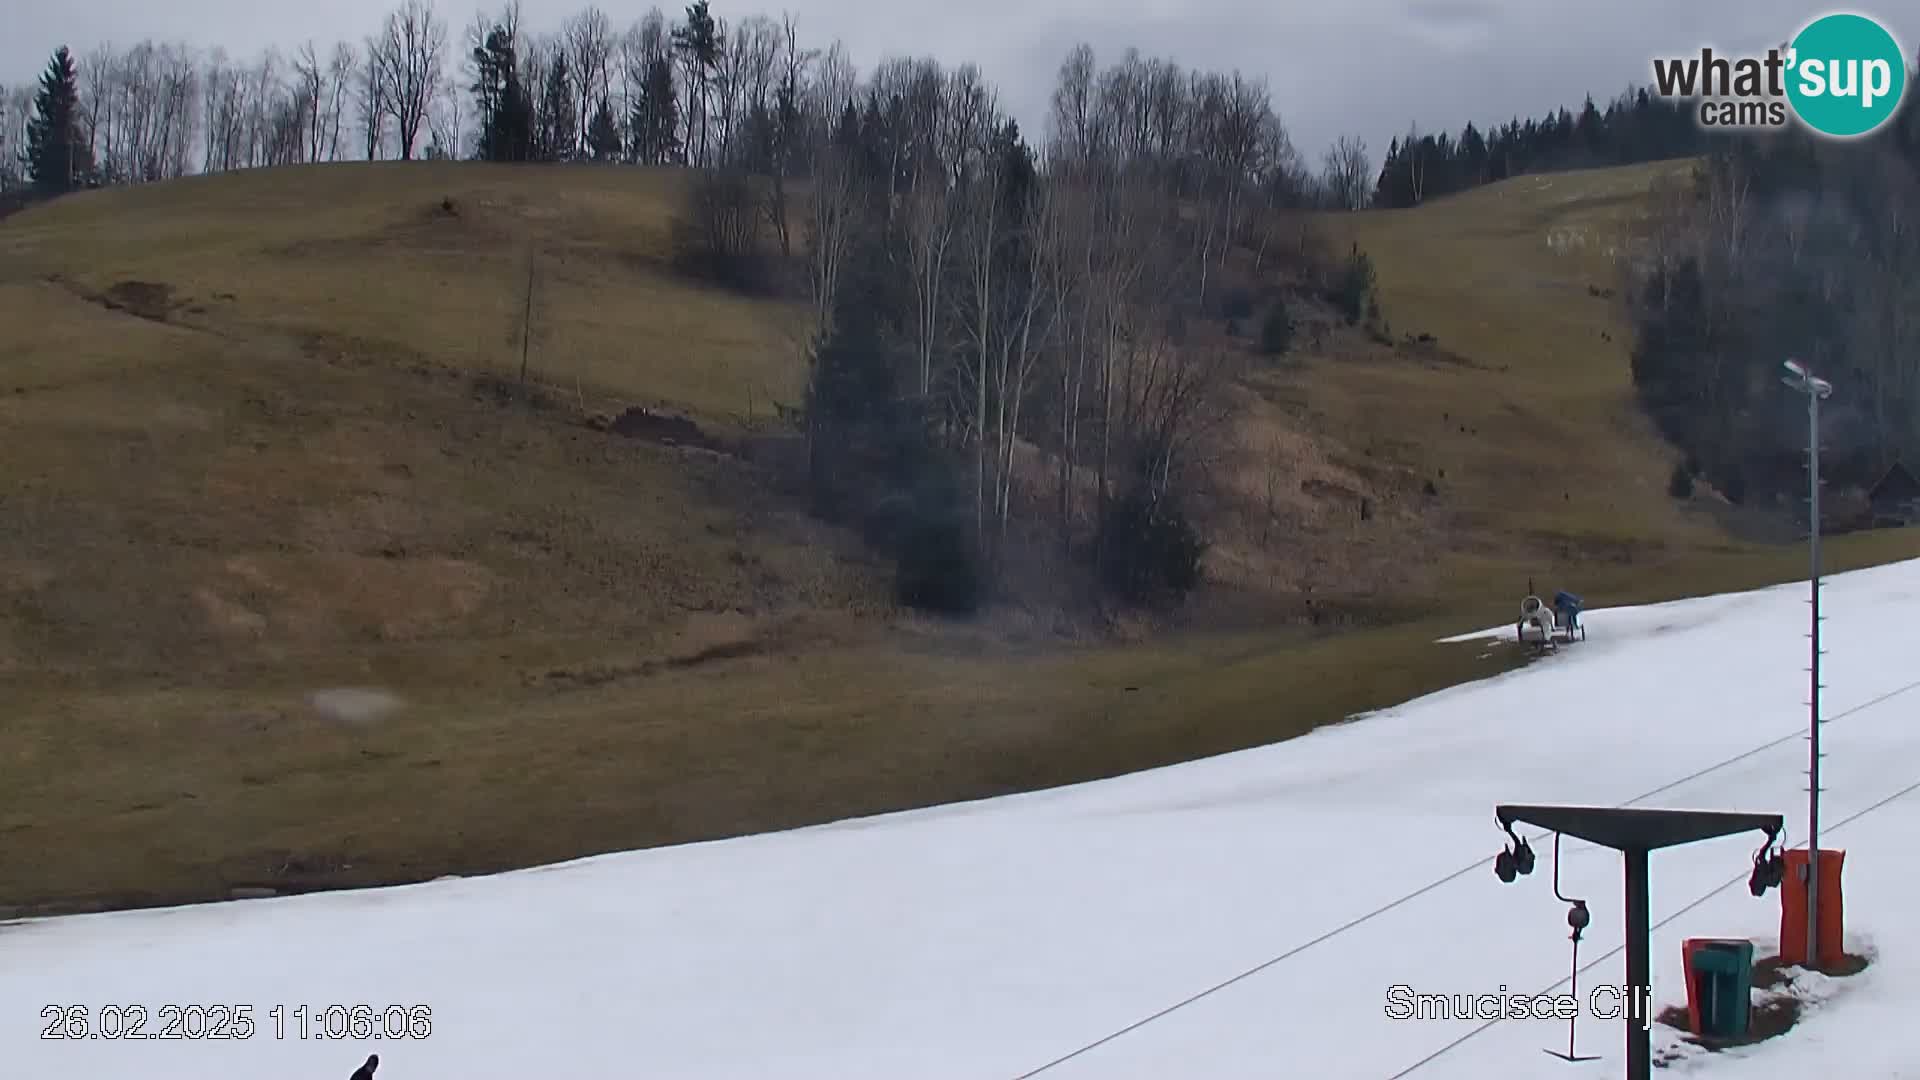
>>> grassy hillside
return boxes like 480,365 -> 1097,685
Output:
2,159 -> 1915,916
1,163 -> 867,685
4,163 -> 809,420
1203,160 -> 1894,623
1334,162 -> 1699,554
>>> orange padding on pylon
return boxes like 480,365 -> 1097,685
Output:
1779,848 -> 1845,966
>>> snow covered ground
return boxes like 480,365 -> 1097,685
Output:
7,559 -> 1920,1079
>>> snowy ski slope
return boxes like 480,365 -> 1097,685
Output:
7,559 -> 1920,1078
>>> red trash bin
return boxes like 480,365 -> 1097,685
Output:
1779,848 -> 1845,967
1681,939 -> 1709,1034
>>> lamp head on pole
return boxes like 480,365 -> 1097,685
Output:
1782,359 -> 1833,399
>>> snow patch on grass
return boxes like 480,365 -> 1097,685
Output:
305,687 -> 403,723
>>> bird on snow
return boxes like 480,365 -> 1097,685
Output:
350,1054 -> 379,1080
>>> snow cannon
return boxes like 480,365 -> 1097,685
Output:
1518,595 -> 1556,644
1517,590 -> 1586,648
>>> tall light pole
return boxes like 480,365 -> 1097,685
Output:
1782,358 -> 1831,970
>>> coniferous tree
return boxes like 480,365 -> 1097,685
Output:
1629,119 -> 1920,506
773,69 -> 802,169
1459,122 -> 1487,185
1370,87 -> 1710,207
738,100 -> 775,173
585,97 -> 621,161
537,52 -> 576,161
1375,138 -> 1400,206
628,54 -> 679,165
471,25 -> 532,162
1259,303 -> 1293,356
26,47 -> 93,196
1574,95 -> 1604,161
671,0 -> 722,167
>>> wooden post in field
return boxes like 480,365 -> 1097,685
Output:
518,249 -> 536,398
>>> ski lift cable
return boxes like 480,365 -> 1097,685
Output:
1009,861 -> 1488,1078
1590,672 -> 1920,820
1387,772 -> 1920,1079
1009,675 -> 1920,1079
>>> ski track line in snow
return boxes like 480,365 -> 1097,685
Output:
1384,772 -> 1920,1079
1010,674 -> 1920,1080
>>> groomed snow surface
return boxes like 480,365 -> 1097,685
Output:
9,560 -> 1920,1079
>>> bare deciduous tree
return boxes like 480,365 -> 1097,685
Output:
760,12 -> 815,254
244,49 -> 284,168
1048,44 -> 1096,164
1094,49 -> 1146,164
1143,57 -> 1185,171
614,14 -> 649,151
1040,162 -> 1095,540
426,72 -> 462,157
358,38 -> 388,159
319,43 -> 357,161
1321,134 -> 1371,211
372,0 -> 447,160
954,109 -> 1002,540
1400,123 -> 1425,205
88,41 -> 205,182
1212,73 -> 1269,260
295,42 -> 326,162
564,6 -> 613,157
890,62 -> 972,396
155,45 -> 202,179
812,39 -> 855,125
804,128 -> 861,338
0,84 -> 33,191
1251,113 -> 1308,269
988,177 -> 1062,540
203,49 -> 246,171
711,13 -> 777,168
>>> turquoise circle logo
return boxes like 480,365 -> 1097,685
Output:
1785,13 -> 1908,137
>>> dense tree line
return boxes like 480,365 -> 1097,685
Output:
1,6 -> 440,191
28,0 -> 1758,206
789,44 -> 1342,608
1629,92 -> 1920,512
0,0 -> 1370,203
4,3 -> 1360,609
1372,89 -> 1707,208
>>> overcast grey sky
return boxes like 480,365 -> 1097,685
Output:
5,0 -> 1915,164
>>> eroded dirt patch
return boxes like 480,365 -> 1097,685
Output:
1653,950 -> 1872,1059
100,280 -> 177,322
532,609 -> 780,689
591,406 -> 730,453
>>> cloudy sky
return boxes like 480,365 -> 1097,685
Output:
6,0 -> 1915,164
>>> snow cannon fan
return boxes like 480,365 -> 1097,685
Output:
1518,595 -> 1555,644
1543,832 -> 1601,1064
1493,819 -> 1536,883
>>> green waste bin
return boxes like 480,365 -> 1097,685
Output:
1689,939 -> 1754,1038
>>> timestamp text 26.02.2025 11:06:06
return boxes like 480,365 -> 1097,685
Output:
40,1004 -> 434,1040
